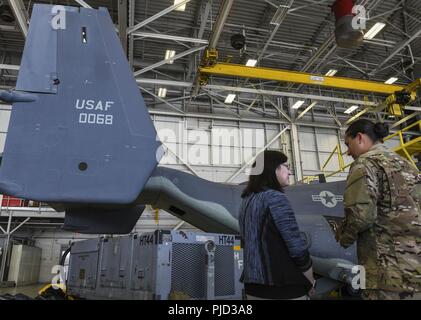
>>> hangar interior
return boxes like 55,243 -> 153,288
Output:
0,0 -> 420,299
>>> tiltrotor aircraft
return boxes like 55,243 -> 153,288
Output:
0,4 -> 359,296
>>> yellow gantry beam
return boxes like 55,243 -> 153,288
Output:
345,78 -> 421,125
199,63 -> 405,94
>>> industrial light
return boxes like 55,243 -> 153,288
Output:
246,59 -> 257,67
364,22 -> 386,40
325,69 -> 338,76
0,4 -> 15,23
158,88 -> 167,98
231,34 -> 246,50
165,49 -> 176,64
174,0 -> 187,11
344,105 -> 359,114
291,100 -> 305,109
270,5 -> 288,25
385,77 -> 398,84
295,102 -> 317,120
225,94 -> 236,104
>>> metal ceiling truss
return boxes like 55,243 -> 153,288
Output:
118,0 -> 128,54
6,0 -> 28,37
1,0 -> 421,128
127,0 -> 191,35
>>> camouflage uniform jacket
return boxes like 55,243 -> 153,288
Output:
337,143 -> 421,292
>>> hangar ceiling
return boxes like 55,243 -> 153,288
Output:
1,0 -> 421,126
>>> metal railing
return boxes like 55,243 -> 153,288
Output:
321,143 -> 351,178
321,120 -> 421,178
301,176 -> 319,184
386,119 -> 421,169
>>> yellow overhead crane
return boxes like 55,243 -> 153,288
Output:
196,52 -> 419,121
345,78 -> 420,125
199,62 -> 405,94
196,54 -> 421,177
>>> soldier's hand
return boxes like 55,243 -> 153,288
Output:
308,280 -> 317,298
335,228 -> 340,242
308,287 -> 316,298
329,221 -> 340,241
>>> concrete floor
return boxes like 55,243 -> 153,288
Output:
0,283 -> 47,298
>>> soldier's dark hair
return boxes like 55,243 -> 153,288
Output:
241,150 -> 288,198
345,119 -> 389,143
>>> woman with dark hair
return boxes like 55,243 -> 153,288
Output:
239,150 -> 315,300
335,119 -> 421,300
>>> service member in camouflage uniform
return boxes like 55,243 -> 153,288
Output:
335,119 -> 421,300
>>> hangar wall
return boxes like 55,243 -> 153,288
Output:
0,108 -> 10,152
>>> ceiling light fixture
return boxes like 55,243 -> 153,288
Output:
174,0 -> 188,12
165,49 -> 176,64
246,59 -> 257,67
292,100 -> 305,109
325,69 -> 338,76
385,77 -> 398,84
158,88 -> 167,98
344,105 -> 359,114
364,22 -> 386,40
225,94 -> 236,104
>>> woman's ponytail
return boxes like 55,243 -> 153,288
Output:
345,119 -> 389,143
373,122 -> 389,140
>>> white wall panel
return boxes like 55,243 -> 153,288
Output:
211,127 -> 240,146
0,134 -> 6,153
0,110 -> 11,153
301,151 -> 320,171
299,131 -> 316,151
0,110 -> 11,131
155,121 -> 183,142
316,133 -> 339,152
319,152 -> 343,172
212,146 -> 241,166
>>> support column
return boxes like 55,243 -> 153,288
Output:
118,0 -> 128,54
290,123 -> 303,182
128,0 -> 135,68
0,210 -> 12,282
0,209 -> 30,282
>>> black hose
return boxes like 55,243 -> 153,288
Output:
56,244 -> 73,295
59,245 -> 72,266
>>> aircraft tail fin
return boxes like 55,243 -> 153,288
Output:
0,4 -> 160,205
63,205 -> 145,234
